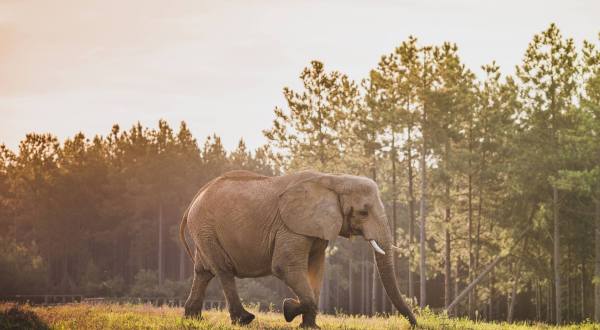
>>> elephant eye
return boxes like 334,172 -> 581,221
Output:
357,209 -> 368,216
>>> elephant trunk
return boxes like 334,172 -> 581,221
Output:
374,246 -> 417,326
363,202 -> 417,325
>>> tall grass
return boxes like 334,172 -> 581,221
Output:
1,303 -> 598,329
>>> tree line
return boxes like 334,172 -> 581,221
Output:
0,122 -> 278,301
1,23 -> 599,324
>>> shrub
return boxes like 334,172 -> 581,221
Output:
0,304 -> 49,330
129,269 -> 161,297
0,238 -> 47,295
160,278 -> 191,298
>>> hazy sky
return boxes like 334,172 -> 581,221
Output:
1,0 -> 598,151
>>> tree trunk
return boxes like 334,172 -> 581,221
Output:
179,248 -> 186,281
444,213 -> 451,307
535,280 -> 542,321
548,281 -> 553,323
406,127 -> 416,301
553,186 -> 561,324
391,131 -> 399,315
467,130 -> 474,318
444,140 -> 452,308
348,256 -> 355,314
361,246 -> 366,314
365,261 -> 369,314
320,258 -> 329,312
446,225 -> 532,313
581,261 -> 585,321
418,48 -> 429,309
336,272 -> 340,310
158,201 -> 164,286
475,180 -> 483,314
179,210 -> 188,280
392,131 -> 398,266
454,258 -> 460,316
61,253 -> 70,293
488,200 -> 495,321
419,130 -> 427,308
489,269 -> 495,320
372,254 -> 380,313
594,198 -> 600,322
508,256 -> 525,322
567,237 -> 571,322
508,272 -> 516,322
447,252 -> 504,314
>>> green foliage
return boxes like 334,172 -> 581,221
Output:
129,269 -> 161,297
237,278 -> 282,308
128,269 -> 193,299
262,24 -> 600,322
81,262 -> 126,297
263,60 -> 360,172
0,238 -> 47,295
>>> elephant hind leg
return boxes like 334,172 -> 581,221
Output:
195,237 -> 255,325
307,240 -> 327,307
184,254 -> 214,318
216,272 -> 255,325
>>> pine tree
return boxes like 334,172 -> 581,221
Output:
263,60 -> 359,172
516,23 -> 579,324
556,34 -> 600,321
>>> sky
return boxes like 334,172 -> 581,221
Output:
1,0 -> 599,151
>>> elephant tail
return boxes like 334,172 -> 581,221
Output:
179,207 -> 193,261
179,177 -> 220,262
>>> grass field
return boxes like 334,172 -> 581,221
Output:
1,303 -> 599,330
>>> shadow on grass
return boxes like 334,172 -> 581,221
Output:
0,304 -> 49,330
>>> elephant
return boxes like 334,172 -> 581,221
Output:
179,169 -> 417,328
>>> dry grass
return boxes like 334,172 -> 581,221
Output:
1,303 -> 599,330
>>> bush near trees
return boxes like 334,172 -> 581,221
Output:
1,24 -> 600,324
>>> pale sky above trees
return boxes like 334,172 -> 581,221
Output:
1,0 -> 598,150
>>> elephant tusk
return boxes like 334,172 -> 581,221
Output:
369,240 -> 386,255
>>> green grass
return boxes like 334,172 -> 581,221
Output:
1,303 -> 599,330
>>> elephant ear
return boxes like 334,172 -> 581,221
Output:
279,180 -> 343,241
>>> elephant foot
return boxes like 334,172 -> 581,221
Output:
231,309 -> 255,325
299,321 -> 320,329
300,310 -> 319,329
183,306 -> 202,319
283,298 -> 302,322
408,316 -> 418,328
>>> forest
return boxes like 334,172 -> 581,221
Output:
1,23 -> 600,325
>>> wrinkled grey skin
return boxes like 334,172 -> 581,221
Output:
179,170 -> 416,328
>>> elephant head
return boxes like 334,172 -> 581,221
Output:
279,173 -> 417,325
